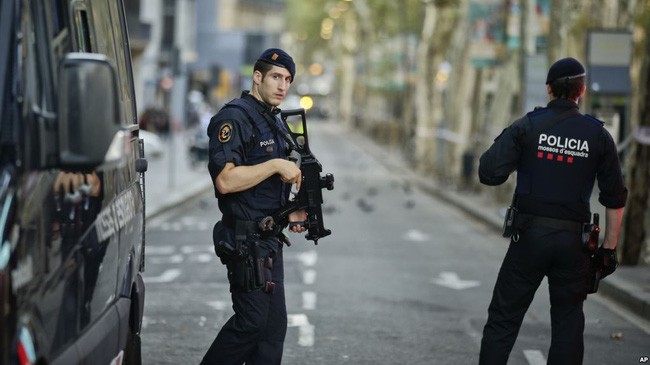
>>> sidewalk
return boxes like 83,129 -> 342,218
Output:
143,130 -> 214,219
142,124 -> 650,324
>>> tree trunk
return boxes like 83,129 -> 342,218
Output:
620,6 -> 650,265
548,0 -> 567,63
338,9 -> 358,128
414,0 -> 438,174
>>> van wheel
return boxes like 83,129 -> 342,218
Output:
124,309 -> 142,365
124,327 -> 142,365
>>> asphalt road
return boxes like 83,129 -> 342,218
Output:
141,122 -> 650,364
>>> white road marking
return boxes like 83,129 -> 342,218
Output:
432,271 -> 480,290
523,350 -> 546,365
146,246 -> 175,255
148,254 -> 183,264
303,269 -> 317,285
151,220 -> 211,231
403,229 -> 430,242
180,216 -> 196,224
191,253 -> 214,263
141,316 -> 168,329
144,269 -> 181,283
287,314 -> 314,347
207,301 -> 228,311
298,324 -> 315,347
180,245 -> 212,254
296,250 -> 318,266
302,291 -> 317,310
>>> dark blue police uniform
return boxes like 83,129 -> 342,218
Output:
477,98 -> 627,364
201,91 -> 292,365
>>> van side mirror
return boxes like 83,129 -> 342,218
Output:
58,53 -> 121,170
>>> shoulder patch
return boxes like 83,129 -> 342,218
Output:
584,114 -> 605,126
218,123 -> 233,143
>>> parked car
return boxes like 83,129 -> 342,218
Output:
0,1 -> 146,364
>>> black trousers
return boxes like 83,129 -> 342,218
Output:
201,248 -> 287,365
479,225 -> 591,365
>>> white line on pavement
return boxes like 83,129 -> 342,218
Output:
148,254 -> 183,264
432,271 -> 481,290
296,250 -> 318,266
190,253 -> 214,263
298,324 -> 315,347
287,314 -> 314,347
303,270 -> 317,285
302,292 -> 317,310
145,246 -> 175,255
207,301 -> 228,311
523,350 -> 546,365
144,269 -> 181,283
403,229 -> 430,242
181,245 -> 213,254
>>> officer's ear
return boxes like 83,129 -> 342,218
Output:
579,84 -> 587,98
253,70 -> 263,86
546,84 -> 555,100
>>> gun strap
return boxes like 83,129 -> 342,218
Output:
224,99 -> 298,151
259,109 -> 298,151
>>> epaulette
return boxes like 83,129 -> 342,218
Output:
584,114 -> 605,127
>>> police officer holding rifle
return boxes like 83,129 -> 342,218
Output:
200,48 -> 308,365
477,57 -> 627,364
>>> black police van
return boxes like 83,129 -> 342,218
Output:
0,0 -> 146,364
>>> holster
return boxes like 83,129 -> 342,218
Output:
501,206 -> 518,238
502,193 -> 519,239
583,213 -> 601,294
225,237 -> 275,293
215,219 -> 276,293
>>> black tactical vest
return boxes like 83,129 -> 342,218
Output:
515,108 -> 605,222
221,97 -> 290,218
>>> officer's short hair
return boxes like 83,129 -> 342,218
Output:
549,76 -> 585,100
253,59 -> 275,80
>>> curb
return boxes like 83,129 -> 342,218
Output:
145,182 -> 213,220
598,269 -> 650,322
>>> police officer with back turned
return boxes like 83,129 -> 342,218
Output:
200,48 -> 307,365
477,57 -> 627,364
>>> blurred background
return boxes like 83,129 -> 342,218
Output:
126,0 -> 650,266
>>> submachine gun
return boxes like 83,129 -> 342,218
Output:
258,108 -> 334,244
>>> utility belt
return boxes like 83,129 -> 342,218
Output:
503,209 -> 586,242
517,213 -> 584,232
221,215 -> 285,239
214,217 -> 290,294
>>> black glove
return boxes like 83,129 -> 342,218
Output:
596,247 -> 618,279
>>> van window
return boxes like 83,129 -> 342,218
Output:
107,0 -> 135,125
45,0 -> 71,62
22,2 -> 46,112
72,5 -> 93,53
89,0 -> 133,125
40,0 -> 71,98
